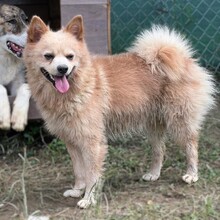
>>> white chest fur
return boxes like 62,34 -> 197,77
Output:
0,49 -> 22,85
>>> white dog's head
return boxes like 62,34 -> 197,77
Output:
0,4 -> 28,58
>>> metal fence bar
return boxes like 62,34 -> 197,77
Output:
111,0 -> 220,74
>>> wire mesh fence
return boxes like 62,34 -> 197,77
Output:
111,0 -> 220,74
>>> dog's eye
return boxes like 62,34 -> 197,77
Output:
44,53 -> 54,60
66,54 -> 74,60
7,19 -> 17,25
21,13 -> 29,24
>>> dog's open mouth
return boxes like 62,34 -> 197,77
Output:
6,41 -> 24,58
40,67 -> 72,94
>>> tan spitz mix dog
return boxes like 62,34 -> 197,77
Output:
24,15 -> 215,208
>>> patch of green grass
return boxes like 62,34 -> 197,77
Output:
182,196 -> 218,220
105,143 -> 147,190
1,102 -> 220,219
45,138 -> 68,164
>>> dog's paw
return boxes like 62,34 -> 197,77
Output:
63,189 -> 84,198
0,87 -> 10,130
77,199 -> 91,209
0,111 -> 10,130
182,174 -> 198,184
77,197 -> 96,209
142,172 -> 160,181
77,191 -> 97,209
0,121 -> 10,130
11,109 -> 28,131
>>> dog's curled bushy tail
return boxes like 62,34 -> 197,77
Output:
128,26 -> 195,81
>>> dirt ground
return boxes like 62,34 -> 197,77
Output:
0,98 -> 220,220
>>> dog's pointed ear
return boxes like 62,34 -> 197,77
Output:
27,16 -> 48,43
64,15 -> 84,41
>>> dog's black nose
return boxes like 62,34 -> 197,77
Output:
57,65 -> 68,75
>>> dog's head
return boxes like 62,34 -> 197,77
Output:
24,15 -> 87,94
0,4 -> 28,58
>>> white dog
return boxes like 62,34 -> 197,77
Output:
0,4 -> 30,131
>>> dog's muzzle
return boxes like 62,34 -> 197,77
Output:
40,66 -> 76,94
7,41 -> 24,58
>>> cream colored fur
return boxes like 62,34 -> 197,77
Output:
24,16 -> 215,208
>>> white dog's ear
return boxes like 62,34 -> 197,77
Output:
65,15 -> 84,41
27,16 -> 48,43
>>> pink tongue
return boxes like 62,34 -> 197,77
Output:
54,75 -> 69,93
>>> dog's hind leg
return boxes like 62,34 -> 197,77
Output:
181,134 -> 199,184
171,122 -> 199,184
11,83 -> 30,131
142,132 -> 166,181
0,85 -> 11,130
64,144 -> 86,198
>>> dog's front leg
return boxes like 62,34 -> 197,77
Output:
77,137 -> 107,209
11,83 -> 30,131
0,85 -> 11,130
64,144 -> 86,198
